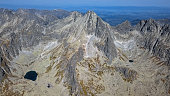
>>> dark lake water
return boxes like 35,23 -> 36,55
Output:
129,60 -> 134,63
24,71 -> 38,81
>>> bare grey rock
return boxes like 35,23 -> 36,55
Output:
135,19 -> 170,66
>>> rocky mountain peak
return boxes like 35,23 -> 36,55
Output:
136,19 -> 159,34
84,11 -> 98,22
115,20 -> 132,34
86,10 -> 97,16
137,19 -> 157,27
121,20 -> 131,26
70,11 -> 82,19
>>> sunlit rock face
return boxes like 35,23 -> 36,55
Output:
0,8 -> 170,96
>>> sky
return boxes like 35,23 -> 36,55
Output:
0,0 -> 170,8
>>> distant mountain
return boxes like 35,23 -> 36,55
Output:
65,6 -> 170,26
1,5 -> 170,25
156,19 -> 170,25
0,8 -> 169,96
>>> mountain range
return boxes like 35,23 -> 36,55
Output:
0,8 -> 170,96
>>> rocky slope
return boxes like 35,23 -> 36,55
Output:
135,19 -> 170,66
0,8 -> 170,96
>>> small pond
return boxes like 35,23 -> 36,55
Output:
24,71 -> 38,81
129,60 -> 134,63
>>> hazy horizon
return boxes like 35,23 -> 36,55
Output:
1,1 -> 170,26
0,4 -> 170,10
0,0 -> 170,10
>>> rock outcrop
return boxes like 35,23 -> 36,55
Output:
136,19 -> 170,66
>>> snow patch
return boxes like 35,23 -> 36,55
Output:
43,40 -> 59,51
42,28 -> 46,34
114,39 -> 135,50
84,34 -> 100,58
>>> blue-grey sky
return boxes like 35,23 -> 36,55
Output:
0,0 -> 170,7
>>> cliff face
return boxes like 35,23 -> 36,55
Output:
136,19 -> 170,66
0,9 -> 169,96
